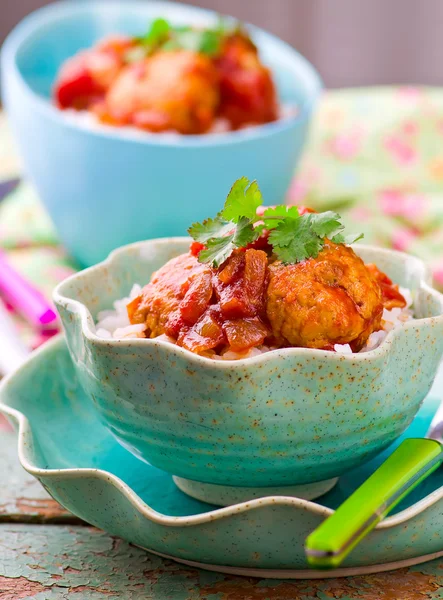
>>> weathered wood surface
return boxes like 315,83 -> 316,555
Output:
3,419 -> 443,598
2,524 -> 443,600
0,419 -> 77,523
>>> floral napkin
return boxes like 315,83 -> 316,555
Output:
288,87 -> 443,286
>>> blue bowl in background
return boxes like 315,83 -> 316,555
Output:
1,0 -> 322,267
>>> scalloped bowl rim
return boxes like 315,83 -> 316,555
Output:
1,335 -> 443,530
1,0 -> 323,148
53,238 -> 443,368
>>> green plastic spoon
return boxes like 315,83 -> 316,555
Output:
305,404 -> 443,569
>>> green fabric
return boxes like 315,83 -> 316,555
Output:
1,87 -> 443,346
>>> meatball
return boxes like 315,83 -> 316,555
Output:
266,242 -> 383,351
215,33 -> 278,129
127,253 -> 211,338
103,50 -> 220,133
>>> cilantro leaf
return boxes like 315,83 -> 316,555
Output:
309,211 -> 344,238
133,17 -> 243,62
195,217 -> 258,267
188,217 -> 233,243
233,217 -> 260,247
332,232 -> 364,245
140,18 -> 171,47
198,237 -> 236,267
197,30 -> 223,55
262,205 -> 301,230
188,177 -> 363,267
269,215 -> 325,264
221,177 -> 263,222
137,19 -> 220,55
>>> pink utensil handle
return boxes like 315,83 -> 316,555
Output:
0,250 -> 57,328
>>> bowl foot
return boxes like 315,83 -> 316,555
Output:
172,476 -> 338,506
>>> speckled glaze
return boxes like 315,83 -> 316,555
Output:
2,336 -> 443,575
53,239 -> 443,488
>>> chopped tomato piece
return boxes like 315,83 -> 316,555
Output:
165,310 -> 186,338
54,39 -> 130,110
366,264 -> 407,309
216,35 -> 277,129
54,57 -> 102,109
223,317 -> 269,351
218,251 -> 244,284
190,241 -> 205,257
179,313 -> 225,352
380,284 -> 407,310
217,285 -> 252,319
244,249 -> 268,312
180,272 -> 213,325
128,248 -> 270,355
215,249 -> 268,319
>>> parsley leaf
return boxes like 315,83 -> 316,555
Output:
221,177 -> 263,222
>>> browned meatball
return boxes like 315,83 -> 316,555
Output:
103,50 -> 220,133
266,242 -> 383,351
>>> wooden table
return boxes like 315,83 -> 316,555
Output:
2,416 -> 443,599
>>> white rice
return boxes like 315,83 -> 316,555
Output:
96,284 -> 144,340
95,284 -> 414,358
62,104 -> 298,139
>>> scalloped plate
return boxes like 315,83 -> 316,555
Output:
2,335 -> 443,578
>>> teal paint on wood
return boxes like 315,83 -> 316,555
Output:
0,427 -> 74,522
0,524 -> 442,599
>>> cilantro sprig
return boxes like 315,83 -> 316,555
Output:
188,177 -> 363,267
129,16 -> 238,62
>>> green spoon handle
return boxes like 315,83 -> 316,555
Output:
305,438 -> 443,569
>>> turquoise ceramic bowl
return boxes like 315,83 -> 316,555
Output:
1,0 -> 321,268
53,238 -> 443,498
